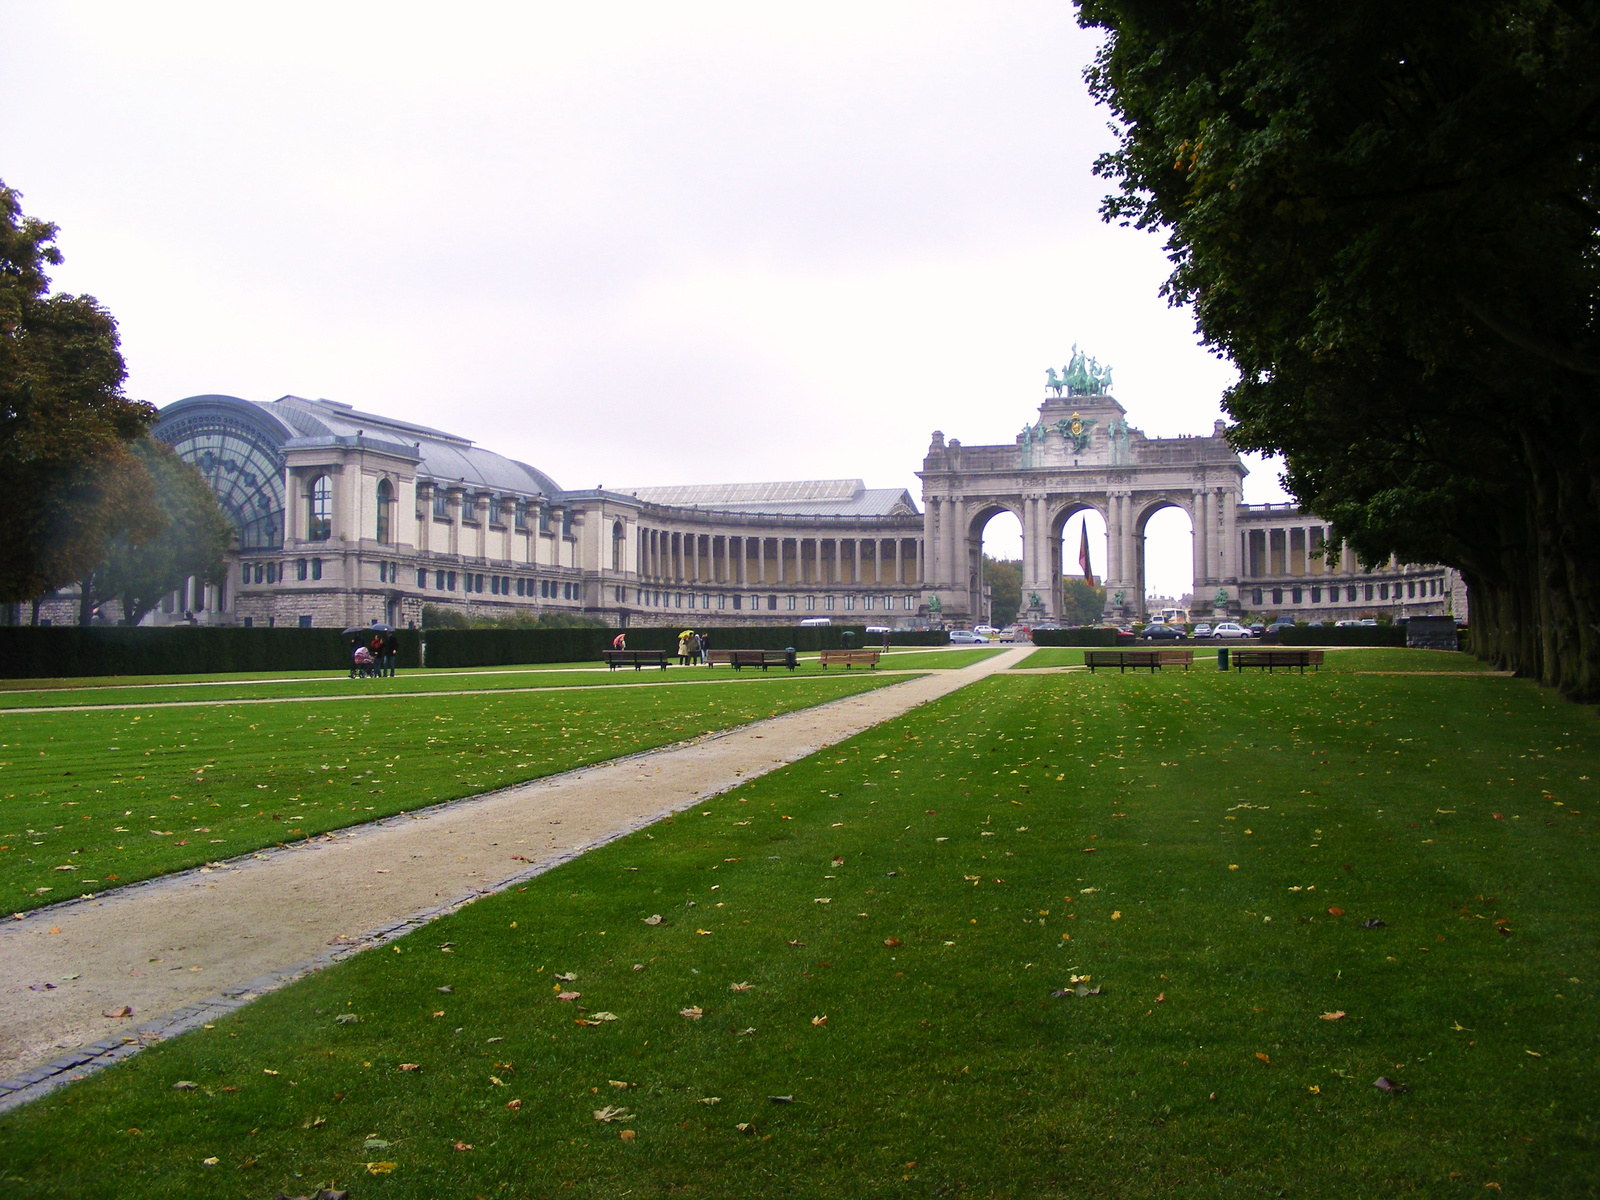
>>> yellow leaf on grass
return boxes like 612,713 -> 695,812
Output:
365,1162 -> 398,1174
1256,1052 -> 1271,1064
1320,1011 -> 1346,1021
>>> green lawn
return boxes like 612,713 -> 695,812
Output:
2,650 -> 1593,1197
0,650 -> 985,712
1015,645 -> 1497,672
0,673 -> 905,912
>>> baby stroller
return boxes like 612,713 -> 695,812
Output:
352,644 -> 377,677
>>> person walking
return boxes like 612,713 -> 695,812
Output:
677,630 -> 692,665
688,631 -> 702,665
382,629 -> 399,677
698,631 -> 709,665
612,632 -> 627,651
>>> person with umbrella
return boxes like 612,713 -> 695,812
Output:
677,629 -> 693,666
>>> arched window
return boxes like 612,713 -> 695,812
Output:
612,520 -> 625,570
375,478 -> 393,543
308,475 -> 332,541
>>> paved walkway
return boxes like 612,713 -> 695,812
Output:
0,647 -> 1031,1104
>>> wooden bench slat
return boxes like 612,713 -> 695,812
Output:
819,650 -> 880,669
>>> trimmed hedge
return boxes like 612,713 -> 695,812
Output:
1031,627 -> 1119,647
1277,624 -> 1407,647
886,630 -> 950,647
420,624 -> 874,669
0,626 -> 422,680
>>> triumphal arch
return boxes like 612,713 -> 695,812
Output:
917,351 -> 1247,625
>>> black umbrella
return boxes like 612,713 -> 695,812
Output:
343,624 -> 395,635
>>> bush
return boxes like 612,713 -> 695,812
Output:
419,625 -> 875,668
1277,625 -> 1407,647
1031,627 -> 1119,647
0,626 -> 422,679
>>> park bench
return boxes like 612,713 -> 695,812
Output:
819,649 -> 880,670
1156,649 -> 1194,670
708,648 -> 798,670
1230,648 -> 1324,673
603,649 -> 669,670
1083,648 -> 1165,673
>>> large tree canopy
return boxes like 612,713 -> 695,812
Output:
0,181 -> 159,605
87,439 -> 233,627
1076,0 -> 1600,699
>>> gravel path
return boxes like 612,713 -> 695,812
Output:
0,648 -> 1028,1099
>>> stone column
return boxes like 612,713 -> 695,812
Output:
1224,492 -> 1238,584
922,498 -> 937,592
1191,490 -> 1207,590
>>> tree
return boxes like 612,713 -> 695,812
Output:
0,180 -> 160,606
1076,1 -> 1600,699
88,439 -> 233,626
1059,577 -> 1107,627
982,556 -> 1022,625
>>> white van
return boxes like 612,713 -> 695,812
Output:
798,617 -> 832,627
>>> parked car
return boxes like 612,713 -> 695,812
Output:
1142,623 -> 1187,641
1306,619 -> 1324,629
948,629 -> 983,644
999,625 -> 1023,642
1334,618 -> 1363,628
1270,615 -> 1297,630
1247,622 -> 1267,637
1191,622 -> 1214,638
799,617 -> 833,627
864,625 -> 890,635
1211,621 -> 1251,639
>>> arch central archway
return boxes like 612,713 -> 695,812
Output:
1133,497 -> 1195,621
964,502 -> 1024,627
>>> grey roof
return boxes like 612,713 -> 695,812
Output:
625,479 -> 919,518
265,396 -> 561,497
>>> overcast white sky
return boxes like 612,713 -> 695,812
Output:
0,1 -> 1290,599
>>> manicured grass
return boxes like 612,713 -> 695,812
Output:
0,673 -> 906,912
1014,646 -> 1088,668
2,650 -> 1594,1196
0,652 -> 985,712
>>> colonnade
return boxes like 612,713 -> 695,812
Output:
632,529 -> 923,590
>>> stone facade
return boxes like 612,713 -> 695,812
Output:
15,384 -> 1465,629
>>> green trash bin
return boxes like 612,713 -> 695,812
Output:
1217,646 -> 1230,671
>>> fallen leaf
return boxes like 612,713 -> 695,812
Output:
769,1095 -> 794,1104
103,1006 -> 133,1019
588,1011 -> 619,1021
812,1015 -> 828,1026
1363,918 -> 1387,929
436,985 -> 453,994
262,1069 -> 279,1076
1328,907 -> 1345,917
680,1006 -> 703,1020
883,938 -> 901,948
172,1081 -> 198,1090
507,1098 -> 523,1110
432,1010 -> 446,1018
555,972 -> 576,982
814,898 -> 831,905
1111,911 -> 1122,920
399,1063 -> 421,1072
335,1013 -> 359,1024
736,1122 -> 754,1133
831,856 -> 844,866
1525,1049 -> 1543,1058
1372,1076 -> 1408,1093
454,1141 -> 472,1151
620,1128 -> 636,1141
364,1162 -> 397,1174
700,1096 -> 721,1105
643,914 -> 663,926
490,1076 -> 505,1087
609,1080 -> 630,1089
557,992 -> 581,1002
1256,1052 -> 1271,1064
1321,1011 -> 1347,1021
1156,992 -> 1165,1002
364,1139 -> 391,1150
696,929 -> 712,936
737,1027 -> 756,1035
592,1105 -> 633,1122
730,981 -> 754,992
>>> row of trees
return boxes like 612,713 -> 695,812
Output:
1076,1 -> 1600,699
1,182 -> 231,625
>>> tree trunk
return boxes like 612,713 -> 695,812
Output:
77,577 -> 95,627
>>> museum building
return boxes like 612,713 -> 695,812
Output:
27,385 -> 1463,629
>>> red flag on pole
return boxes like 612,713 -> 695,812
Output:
1078,520 -> 1093,583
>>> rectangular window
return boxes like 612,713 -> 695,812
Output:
733,594 -> 743,610
1347,585 -> 1357,601
1407,581 -> 1416,598
1364,584 -> 1374,601
538,507 -> 550,534
904,596 -> 915,611
562,510 -> 573,538
298,615 -> 312,628
490,576 -> 499,595
1251,588 -> 1263,606
418,569 -> 428,588
296,559 -> 308,581
1379,583 -> 1389,599
864,596 -> 875,611
805,595 -> 815,611
433,489 -> 449,519
311,558 -> 322,581
1311,586 -> 1321,603
825,594 -> 835,611
767,594 -> 777,611
268,563 -> 278,583
447,571 -> 457,591
718,594 -> 727,610
786,595 -> 796,611
514,500 -> 528,531
1291,587 -> 1302,604
242,616 -> 253,627
844,595 -> 855,611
